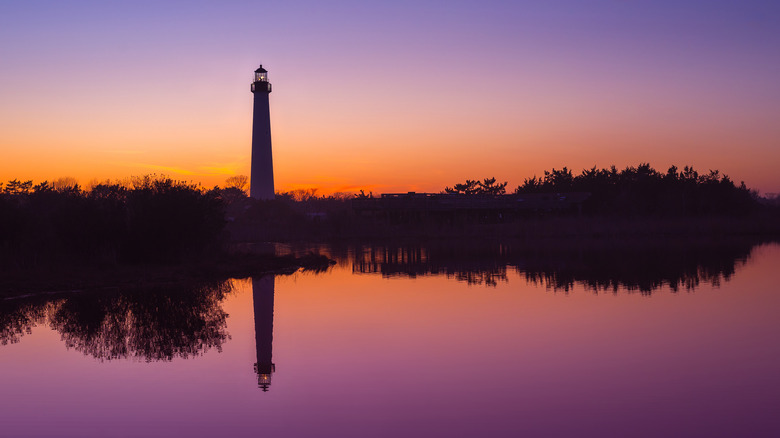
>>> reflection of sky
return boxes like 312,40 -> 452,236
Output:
1,244 -> 779,436
1,1 -> 779,194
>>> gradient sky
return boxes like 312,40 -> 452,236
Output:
1,0 -> 778,194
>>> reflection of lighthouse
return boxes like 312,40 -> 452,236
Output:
252,276 -> 275,391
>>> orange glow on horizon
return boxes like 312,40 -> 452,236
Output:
3,76 -> 778,196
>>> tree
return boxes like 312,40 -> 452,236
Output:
52,177 -> 79,192
3,179 -> 33,195
543,167 -> 574,190
478,177 -> 508,195
444,179 -> 479,195
33,181 -> 52,193
445,178 -> 507,195
224,175 -> 249,194
515,176 -> 542,193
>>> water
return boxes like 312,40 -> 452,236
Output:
1,241 -> 779,437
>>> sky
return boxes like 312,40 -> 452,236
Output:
1,0 -> 779,195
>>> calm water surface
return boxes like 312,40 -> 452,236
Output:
1,242 -> 779,437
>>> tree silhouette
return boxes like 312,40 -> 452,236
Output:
225,175 -> 249,194
0,175 -> 226,268
444,177 -> 508,195
2,179 -> 32,195
512,164 -> 757,216
51,177 -> 79,192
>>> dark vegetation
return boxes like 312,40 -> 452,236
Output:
514,164 -> 758,216
445,164 -> 760,215
444,177 -> 508,195
0,176 -> 224,267
226,188 -> 357,242
0,176 -> 332,296
229,164 -> 780,241
1,163 -> 778,295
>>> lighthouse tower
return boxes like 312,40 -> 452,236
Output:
250,65 -> 274,200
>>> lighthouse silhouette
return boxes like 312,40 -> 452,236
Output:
250,65 -> 274,200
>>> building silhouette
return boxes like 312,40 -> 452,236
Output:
250,65 -> 274,200
252,276 -> 276,391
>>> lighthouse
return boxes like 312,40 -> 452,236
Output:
250,65 -> 274,200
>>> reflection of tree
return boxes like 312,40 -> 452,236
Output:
0,281 -> 232,361
351,245 -> 509,286
518,243 -> 748,294
348,239 -> 763,293
449,267 -> 508,287
0,299 -> 59,345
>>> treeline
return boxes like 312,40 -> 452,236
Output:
449,164 -> 760,216
0,176 -> 225,269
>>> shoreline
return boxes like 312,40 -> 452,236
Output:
227,213 -> 780,242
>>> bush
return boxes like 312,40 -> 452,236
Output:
0,176 -> 226,268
